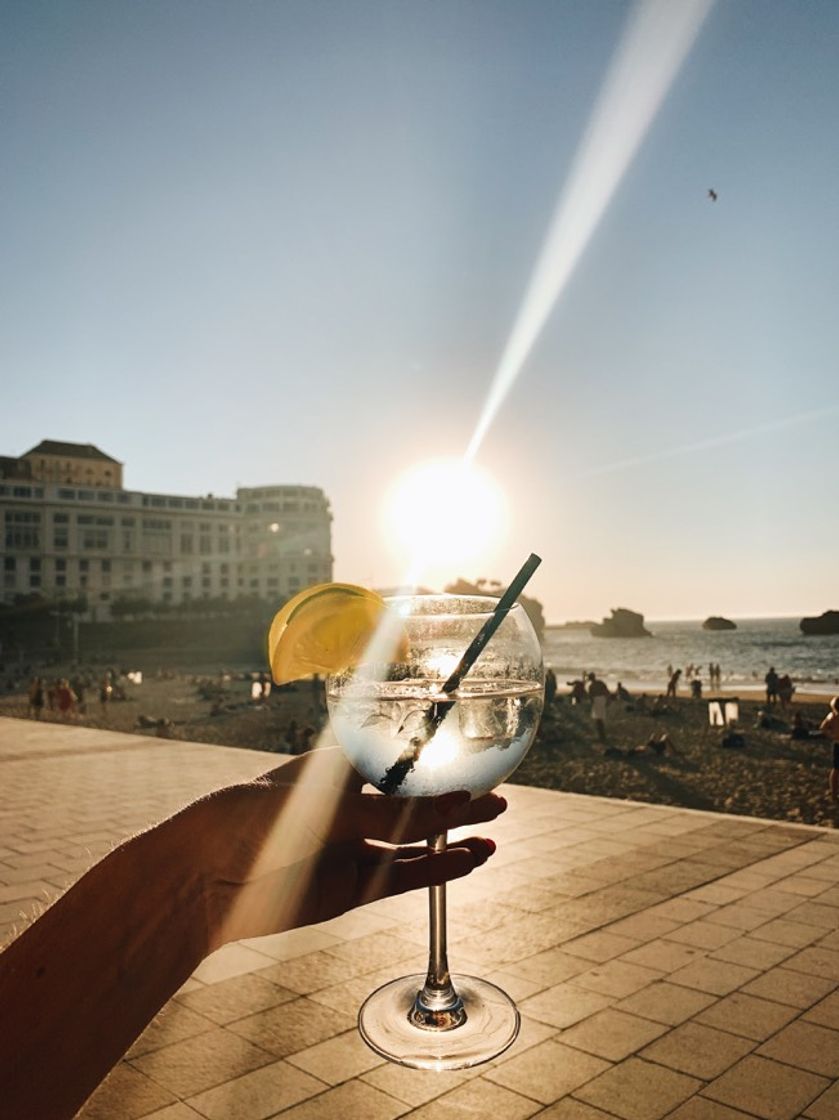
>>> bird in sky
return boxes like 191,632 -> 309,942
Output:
708,188 -> 718,201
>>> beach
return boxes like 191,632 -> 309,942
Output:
2,672 -> 837,829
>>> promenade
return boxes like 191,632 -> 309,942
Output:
3,716 -> 839,1120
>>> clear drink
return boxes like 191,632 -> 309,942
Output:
328,678 -> 543,797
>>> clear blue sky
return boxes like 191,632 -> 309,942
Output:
2,0 -> 838,621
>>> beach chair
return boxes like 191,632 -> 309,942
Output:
708,698 -> 739,727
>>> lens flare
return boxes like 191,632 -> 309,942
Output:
466,0 -> 715,462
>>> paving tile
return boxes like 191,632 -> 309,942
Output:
751,918 -> 825,948
574,1056 -> 701,1120
805,1081 -> 839,1120
286,1028 -> 384,1084
127,1002 -> 215,1057
77,1063 -> 176,1119
129,1028 -> 275,1098
783,945 -> 839,981
274,1078 -> 407,1120
241,927 -> 342,960
506,947 -> 594,987
786,901 -> 839,929
758,1019 -> 839,1077
665,922 -> 741,951
696,991 -> 799,1041
143,1105 -> 205,1120
536,1101 -> 624,1120
191,943 -> 279,985
645,898 -> 717,923
175,972 -> 297,1025
184,1059 -> 325,1119
603,914 -> 682,941
709,936 -> 795,971
228,996 -> 355,1057
570,960 -> 663,999
665,1102 -> 756,1119
742,966 -> 836,1008
804,989 -> 839,1029
256,948 -> 372,994
520,982 -> 614,1029
616,981 -> 717,1026
562,931 -> 642,963
485,1039 -> 610,1104
707,904 -> 776,932
666,958 -> 758,997
639,1021 -> 754,1079
702,1054 -> 829,1120
361,1063 -> 473,1107
620,940 -> 706,974
559,1008 -> 668,1061
401,1077 -> 541,1120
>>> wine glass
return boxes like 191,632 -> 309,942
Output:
326,593 -> 544,1069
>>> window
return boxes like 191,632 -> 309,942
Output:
97,491 -> 113,502
29,558 -> 41,572
12,486 -> 32,498
121,517 -> 135,526
81,529 -> 109,550
78,490 -> 94,501
199,536 -> 212,555
180,535 -> 194,554
4,557 -> 15,572
102,560 -> 111,573
117,492 -> 131,504
58,489 -> 76,500
142,560 -> 152,573
80,559 -> 89,572
4,510 -> 41,549
182,575 -> 193,587
55,558 -> 66,571
56,575 -> 66,587
54,531 -> 69,550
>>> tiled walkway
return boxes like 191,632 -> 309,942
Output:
3,716 -> 839,1120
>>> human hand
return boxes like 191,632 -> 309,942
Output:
187,747 -> 506,950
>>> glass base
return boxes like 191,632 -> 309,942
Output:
358,973 -> 520,1070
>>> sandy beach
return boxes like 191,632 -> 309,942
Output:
2,673 -> 837,829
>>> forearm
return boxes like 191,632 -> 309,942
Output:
0,807 -> 207,1120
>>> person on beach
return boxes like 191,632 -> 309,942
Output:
588,672 -> 610,743
666,668 -> 681,698
27,676 -> 44,720
765,667 -> 779,705
0,747 -> 505,1120
777,674 -> 795,708
820,697 -> 839,801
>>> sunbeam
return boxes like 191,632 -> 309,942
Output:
466,0 -> 715,462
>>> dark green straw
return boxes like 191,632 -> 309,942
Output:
378,552 -> 542,794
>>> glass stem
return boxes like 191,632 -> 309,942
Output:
408,830 -> 467,1030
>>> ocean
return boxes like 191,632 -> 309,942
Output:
543,617 -> 839,695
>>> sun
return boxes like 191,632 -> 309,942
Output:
381,457 -> 507,581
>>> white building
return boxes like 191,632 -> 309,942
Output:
1,441 -> 333,617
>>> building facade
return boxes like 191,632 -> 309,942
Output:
0,442 -> 333,617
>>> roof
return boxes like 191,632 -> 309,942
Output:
21,440 -> 121,465
0,456 -> 32,480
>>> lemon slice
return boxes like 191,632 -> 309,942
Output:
268,582 -> 405,684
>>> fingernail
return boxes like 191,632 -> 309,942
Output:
435,790 -> 470,817
485,838 -> 497,855
494,796 -> 508,813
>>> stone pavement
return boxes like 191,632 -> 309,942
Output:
3,717 -> 839,1120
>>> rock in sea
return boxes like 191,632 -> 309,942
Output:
590,608 -> 652,638
703,616 -> 737,631
800,610 -> 839,635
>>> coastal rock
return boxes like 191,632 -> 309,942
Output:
800,610 -> 839,636
703,616 -> 737,631
590,607 -> 651,639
